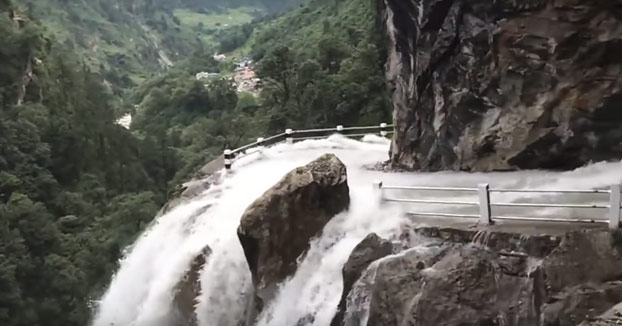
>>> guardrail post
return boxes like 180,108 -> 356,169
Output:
373,181 -> 384,205
380,123 -> 387,128
224,149 -> 233,170
285,129 -> 293,144
380,131 -> 388,137
609,184 -> 621,229
478,183 -> 492,225
336,125 -> 344,132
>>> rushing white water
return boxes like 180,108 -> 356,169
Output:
116,113 -> 132,129
93,134 -> 622,326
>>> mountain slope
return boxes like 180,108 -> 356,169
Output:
19,0 -> 304,94
243,0 -> 383,60
0,3 -> 182,325
237,0 -> 392,132
127,0 -> 392,187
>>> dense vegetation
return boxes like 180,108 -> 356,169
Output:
244,0 -> 390,130
19,0 -> 304,100
0,4 -> 176,325
130,54 -> 265,185
134,0 -> 392,184
1,0 -> 391,325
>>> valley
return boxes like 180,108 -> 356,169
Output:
0,0 -> 390,325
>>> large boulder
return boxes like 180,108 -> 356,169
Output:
331,233 -> 394,326
345,246 -> 542,326
237,154 -> 350,307
342,244 -> 455,326
380,0 -> 622,171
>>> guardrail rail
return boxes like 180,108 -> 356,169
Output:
373,182 -> 622,229
223,123 -> 393,169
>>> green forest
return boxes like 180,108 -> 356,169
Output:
0,1 -> 176,324
0,0 -> 391,324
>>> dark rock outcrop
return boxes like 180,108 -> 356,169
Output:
380,0 -> 622,171
542,230 -> 622,293
542,282 -> 622,325
365,247 -> 543,325
161,151 -> 229,214
172,246 -> 211,326
416,226 -> 562,257
339,227 -> 622,326
161,170 -> 223,214
237,154 -> 350,307
331,233 -> 394,326
581,300 -> 622,325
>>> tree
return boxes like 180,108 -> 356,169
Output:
0,5 -> 167,325
256,46 -> 297,132
317,36 -> 350,73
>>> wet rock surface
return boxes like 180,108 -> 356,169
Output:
237,154 -> 350,308
172,246 -> 211,326
161,169 -> 223,214
337,227 -> 622,326
379,0 -> 622,171
331,233 -> 394,326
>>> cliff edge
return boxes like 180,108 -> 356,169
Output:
380,0 -> 622,171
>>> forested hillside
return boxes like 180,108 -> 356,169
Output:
0,0 -> 392,324
19,0 -> 304,98
130,53 -> 266,186
249,0 -> 391,132
132,0 -> 392,184
0,3 -> 176,325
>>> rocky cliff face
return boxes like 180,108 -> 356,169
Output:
335,227 -> 622,326
380,0 -> 622,171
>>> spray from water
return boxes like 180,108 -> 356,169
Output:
92,135 -> 622,326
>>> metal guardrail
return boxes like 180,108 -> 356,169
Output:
223,123 -> 394,169
373,182 -> 622,229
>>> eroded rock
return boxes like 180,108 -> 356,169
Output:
172,246 -> 211,326
237,153 -> 350,308
351,246 -> 543,326
331,233 -> 394,326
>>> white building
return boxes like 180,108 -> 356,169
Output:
195,72 -> 221,80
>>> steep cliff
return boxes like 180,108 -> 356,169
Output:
380,0 -> 622,171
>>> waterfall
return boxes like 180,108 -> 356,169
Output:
92,134 -> 622,326
92,135 -> 400,326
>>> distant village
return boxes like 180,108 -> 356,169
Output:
118,54 -> 259,130
195,54 -> 260,94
